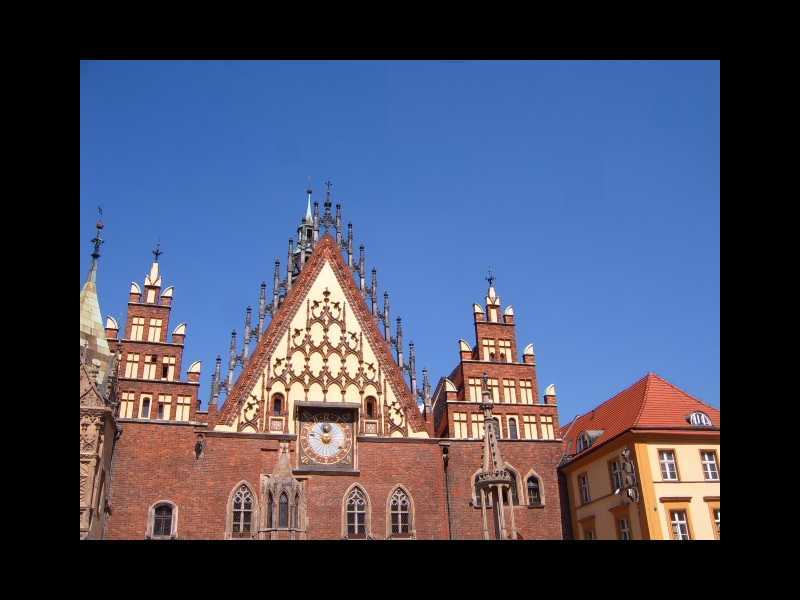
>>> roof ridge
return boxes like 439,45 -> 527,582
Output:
566,372 -> 651,427
632,372 -> 654,427
649,372 -> 719,412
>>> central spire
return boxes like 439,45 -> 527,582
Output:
305,186 -> 313,224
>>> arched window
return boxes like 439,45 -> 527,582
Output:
273,394 -> 283,414
267,492 -> 273,528
502,471 -> 520,506
527,476 -> 542,506
365,397 -> 376,418
293,492 -> 300,529
345,487 -> 368,538
508,418 -> 518,439
389,488 -> 412,537
688,411 -> 712,427
232,485 -> 254,538
278,492 -> 289,528
148,501 -> 177,539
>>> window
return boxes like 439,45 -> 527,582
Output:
119,392 -> 135,418
146,288 -> 156,303
143,355 -> 157,380
577,432 -> 591,452
522,415 -> 538,439
139,396 -> 152,419
519,380 -> 533,404
161,356 -> 176,381
130,317 -> 145,341
365,396 -> 376,418
508,418 -> 518,439
272,394 -> 283,414
497,339 -> 512,361
471,414 -> 485,438
266,492 -> 273,528
610,460 -> 623,491
540,415 -> 555,440
487,378 -> 500,402
389,488 -> 411,536
713,509 -> 720,539
124,353 -> 139,378
701,450 -> 719,480
157,395 -> 172,420
293,493 -> 300,529
345,487 -> 368,538
453,413 -> 468,439
149,502 -> 175,539
618,518 -> 631,540
278,493 -> 289,528
148,318 -> 163,342
688,411 -> 713,427
502,470 -> 520,506
481,339 -> 495,361
232,485 -> 254,538
578,473 -> 591,505
175,396 -> 191,422
527,476 -> 542,506
659,450 -> 679,480
468,378 -> 483,402
670,510 -> 690,540
502,379 -> 517,403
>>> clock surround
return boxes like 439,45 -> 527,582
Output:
295,402 -> 360,473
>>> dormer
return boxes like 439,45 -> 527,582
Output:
687,411 -> 713,427
576,429 -> 604,453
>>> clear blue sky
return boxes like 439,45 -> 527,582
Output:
80,60 -> 720,422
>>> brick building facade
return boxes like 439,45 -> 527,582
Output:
80,188 -> 566,540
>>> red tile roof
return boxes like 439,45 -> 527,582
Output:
561,373 -> 719,458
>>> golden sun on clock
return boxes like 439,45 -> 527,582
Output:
299,415 -> 353,465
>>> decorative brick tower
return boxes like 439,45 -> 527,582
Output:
108,246 -> 202,425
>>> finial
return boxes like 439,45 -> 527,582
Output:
486,268 -> 495,289
90,206 -> 104,260
325,179 -> 332,198
152,241 -> 163,263
306,175 -> 312,195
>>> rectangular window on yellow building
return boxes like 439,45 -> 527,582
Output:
670,510 -> 690,540
659,450 -> 679,480
701,450 -> 719,480
578,473 -> 591,505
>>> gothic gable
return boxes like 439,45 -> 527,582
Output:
216,236 -> 427,437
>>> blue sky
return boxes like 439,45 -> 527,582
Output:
80,60 -> 720,421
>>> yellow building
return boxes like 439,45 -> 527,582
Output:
559,373 -> 719,540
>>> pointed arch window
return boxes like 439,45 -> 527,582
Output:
232,485 -> 254,538
345,487 -> 368,538
501,470 -> 520,506
293,492 -> 300,529
389,488 -> 412,537
365,396 -> 376,418
267,492 -> 274,529
272,394 -> 283,415
278,492 -> 289,528
527,476 -> 542,506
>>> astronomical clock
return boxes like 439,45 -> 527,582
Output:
295,403 -> 358,472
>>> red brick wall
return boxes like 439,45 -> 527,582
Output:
444,439 -> 565,540
105,421 -> 563,540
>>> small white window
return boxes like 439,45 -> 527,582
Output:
701,451 -> 719,480
670,510 -> 690,540
618,518 -> 631,540
688,411 -> 713,427
577,432 -> 591,452
659,450 -> 679,481
578,473 -> 591,505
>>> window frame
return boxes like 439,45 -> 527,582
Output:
669,509 -> 691,540
387,486 -> 415,539
700,449 -> 720,481
577,472 -> 591,505
658,449 -> 680,481
228,483 -> 256,540
146,500 -> 178,539
342,485 -> 371,540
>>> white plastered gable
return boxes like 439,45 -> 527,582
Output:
218,259 -> 427,438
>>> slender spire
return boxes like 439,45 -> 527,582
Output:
305,186 -> 313,224
87,207 -> 104,283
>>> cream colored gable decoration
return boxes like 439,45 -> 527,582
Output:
219,257 -> 427,438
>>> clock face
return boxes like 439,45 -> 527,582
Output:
299,412 -> 354,466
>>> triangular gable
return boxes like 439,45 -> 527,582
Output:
217,235 -> 427,435
80,360 -> 106,409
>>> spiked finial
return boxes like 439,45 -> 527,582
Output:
91,206 -> 104,260
383,291 -> 390,339
486,268 -> 495,289
152,242 -> 163,263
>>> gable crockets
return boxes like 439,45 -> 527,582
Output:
215,235 -> 428,436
